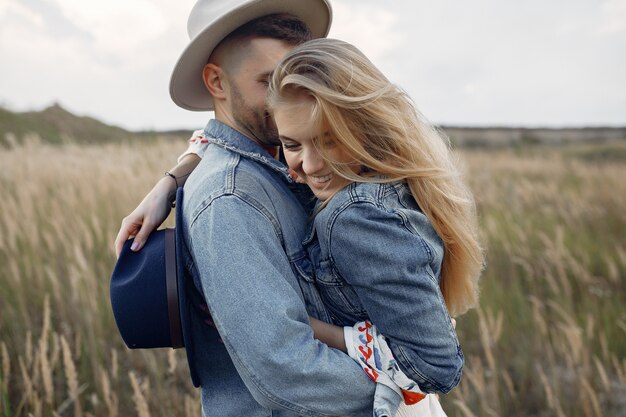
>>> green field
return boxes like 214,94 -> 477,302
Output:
1,139 -> 625,416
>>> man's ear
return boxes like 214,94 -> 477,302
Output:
202,63 -> 227,100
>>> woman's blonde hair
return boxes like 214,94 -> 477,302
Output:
268,38 -> 483,316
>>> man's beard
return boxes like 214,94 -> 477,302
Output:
230,83 -> 280,146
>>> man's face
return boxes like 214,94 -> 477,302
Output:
226,38 -> 293,146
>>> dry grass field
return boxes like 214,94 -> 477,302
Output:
0,137 -> 625,417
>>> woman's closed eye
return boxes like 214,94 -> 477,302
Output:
258,72 -> 272,86
321,138 -> 337,148
281,141 -> 301,151
313,133 -> 337,148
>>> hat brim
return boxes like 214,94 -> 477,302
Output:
175,187 -> 200,387
169,0 -> 332,112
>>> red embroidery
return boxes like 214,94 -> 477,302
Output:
358,321 -> 375,361
401,389 -> 426,405
364,367 -> 379,382
357,321 -> 373,332
357,320 -> 384,384
359,345 -> 372,360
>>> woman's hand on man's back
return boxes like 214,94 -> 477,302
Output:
114,175 -> 175,257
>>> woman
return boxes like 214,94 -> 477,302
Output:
264,38 -> 483,416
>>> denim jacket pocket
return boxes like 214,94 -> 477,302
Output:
290,254 -> 332,322
316,259 -> 368,324
291,253 -> 315,283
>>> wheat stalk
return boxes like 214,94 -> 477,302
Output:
129,371 -> 151,417
60,335 -> 83,417
1,342 -> 9,396
536,364 -> 567,417
184,394 -> 198,417
111,349 -> 118,382
31,392 -> 43,417
452,399 -> 478,417
99,367 -> 118,417
39,295 -> 54,406
580,377 -> 603,417
167,349 -> 178,375
17,356 -> 33,414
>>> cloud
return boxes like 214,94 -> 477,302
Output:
352,0 -> 626,126
0,0 -> 197,128
53,0 -> 168,55
599,0 -> 626,35
1,0 -> 625,129
328,0 -> 403,73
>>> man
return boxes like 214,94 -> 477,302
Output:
116,1 -> 378,416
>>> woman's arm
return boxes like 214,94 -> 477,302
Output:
308,316 -> 346,352
329,201 -> 463,394
114,153 -> 201,256
113,129 -> 210,256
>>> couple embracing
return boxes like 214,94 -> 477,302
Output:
113,0 -> 483,416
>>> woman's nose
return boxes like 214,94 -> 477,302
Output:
302,146 -> 325,175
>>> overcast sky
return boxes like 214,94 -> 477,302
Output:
1,0 -> 625,131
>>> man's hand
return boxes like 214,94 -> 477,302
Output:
114,176 -> 175,257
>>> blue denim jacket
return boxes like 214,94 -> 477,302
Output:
304,180 -> 464,395
180,120 -> 376,417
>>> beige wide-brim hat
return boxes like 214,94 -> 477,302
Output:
170,0 -> 333,111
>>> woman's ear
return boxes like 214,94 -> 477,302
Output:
202,63 -> 227,100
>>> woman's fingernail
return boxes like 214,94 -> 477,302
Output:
131,241 -> 140,251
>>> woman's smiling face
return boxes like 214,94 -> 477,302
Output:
273,95 -> 358,201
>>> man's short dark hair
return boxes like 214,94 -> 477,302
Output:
225,14 -> 312,46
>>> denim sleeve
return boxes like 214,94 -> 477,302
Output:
188,195 -> 375,416
329,202 -> 463,394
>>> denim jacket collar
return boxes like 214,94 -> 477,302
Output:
203,119 -> 292,182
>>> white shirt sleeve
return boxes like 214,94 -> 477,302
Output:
177,129 -> 210,164
344,321 -> 428,404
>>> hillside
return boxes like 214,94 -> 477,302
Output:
1,104 -> 624,148
443,126 -> 626,147
0,104 -> 187,146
